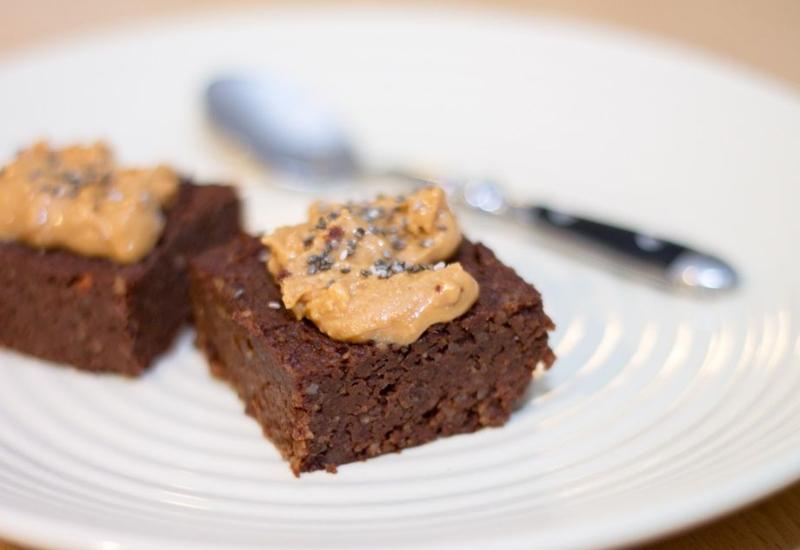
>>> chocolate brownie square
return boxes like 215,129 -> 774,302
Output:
0,182 -> 241,375
189,234 -> 554,474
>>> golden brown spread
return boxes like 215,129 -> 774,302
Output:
0,142 -> 179,263
262,187 -> 479,345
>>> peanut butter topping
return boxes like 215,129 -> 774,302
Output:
262,187 -> 479,345
0,142 -> 179,263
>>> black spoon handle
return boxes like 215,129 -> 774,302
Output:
528,205 -> 738,291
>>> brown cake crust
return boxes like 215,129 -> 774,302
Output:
0,182 -> 241,375
190,234 -> 555,475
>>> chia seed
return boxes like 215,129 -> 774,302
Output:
322,241 -> 339,256
307,252 -> 333,274
62,170 -> 84,186
390,237 -> 406,251
353,227 -> 366,239
362,206 -> 385,221
302,235 -> 314,249
360,269 -> 371,278
391,260 -> 406,273
315,217 -> 327,230
340,266 -> 351,274
371,258 -> 394,279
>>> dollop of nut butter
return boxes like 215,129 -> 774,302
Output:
0,142 -> 179,263
262,187 -> 480,345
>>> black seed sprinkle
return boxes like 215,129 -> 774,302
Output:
62,171 -> 84,186
340,266 -> 351,274
391,261 -> 406,273
315,217 -> 327,230
302,235 -> 315,249
390,237 -> 406,251
362,206 -> 385,221
328,211 -> 340,220
360,269 -> 371,278
353,227 -> 366,239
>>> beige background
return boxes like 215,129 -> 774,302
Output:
1,1 -> 799,549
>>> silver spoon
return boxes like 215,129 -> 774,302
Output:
206,76 -> 739,292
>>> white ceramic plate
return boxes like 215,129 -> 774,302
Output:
0,7 -> 799,550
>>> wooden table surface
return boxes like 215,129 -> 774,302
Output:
0,1 -> 798,549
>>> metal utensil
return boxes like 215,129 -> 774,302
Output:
206,76 -> 739,292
